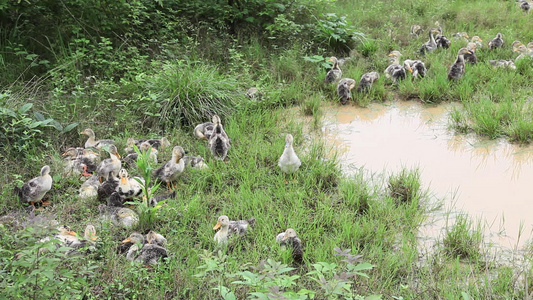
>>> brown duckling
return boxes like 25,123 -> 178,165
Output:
336,78 -> 356,105
324,56 -> 342,83
356,72 -> 380,92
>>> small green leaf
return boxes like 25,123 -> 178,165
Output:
18,103 -> 33,114
62,122 -> 79,133
34,111 -> 45,121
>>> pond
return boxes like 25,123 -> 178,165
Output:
323,100 -> 533,250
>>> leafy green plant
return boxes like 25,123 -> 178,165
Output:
0,97 -> 78,157
313,13 -> 365,52
129,144 -> 164,231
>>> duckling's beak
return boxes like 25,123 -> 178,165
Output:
90,235 -> 98,241
120,177 -> 128,185
68,230 -> 77,236
465,35 -> 469,38
122,238 -> 132,243
388,53 -> 394,57
61,151 -> 69,157
513,49 -> 520,52
327,58 -> 334,62
407,67 -> 413,73
114,151 -> 121,159
282,234 -> 289,241
213,222 -> 221,230
151,148 -> 157,152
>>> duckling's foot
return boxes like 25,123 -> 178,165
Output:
41,200 -> 51,206
81,165 -> 92,177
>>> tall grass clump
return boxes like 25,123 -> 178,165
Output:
442,214 -> 483,260
388,168 -> 421,205
141,60 -> 242,129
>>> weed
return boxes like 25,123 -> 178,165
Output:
442,214 -> 483,260
388,168 -> 421,205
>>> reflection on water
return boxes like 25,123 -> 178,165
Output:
323,101 -> 533,249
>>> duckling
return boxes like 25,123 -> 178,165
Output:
153,146 -> 185,189
527,42 -> 533,53
116,169 -> 144,200
146,231 -> 167,246
245,87 -> 263,101
512,40 -> 524,52
81,128 -> 114,149
79,174 -> 101,199
489,33 -> 504,50
213,215 -> 255,244
194,122 -> 215,140
448,48 -> 473,80
403,60 -> 426,79
96,144 -> 121,182
336,78 -> 356,105
276,228 -> 303,263
98,204 -> 139,228
471,36 -> 483,49
208,115 -> 231,161
14,165 -> 53,208
410,25 -> 423,37
118,232 -> 144,253
123,142 -> 158,168
147,190 -> 176,207
125,137 -> 170,154
452,32 -> 469,42
418,30 -> 438,54
434,27 -> 451,49
39,225 -> 78,246
514,44 -> 533,61
97,171 -> 119,203
183,155 -> 209,169
520,0 -> 530,13
464,42 -> 478,64
68,225 -> 98,253
356,72 -> 380,92
385,51 -> 408,83
489,60 -> 517,70
62,147 -> 99,177
324,56 -> 342,83
127,243 -> 168,265
278,133 -> 302,179
122,232 -> 168,264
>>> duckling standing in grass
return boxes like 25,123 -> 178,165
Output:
98,204 -> 139,228
385,51 -> 409,83
520,0 -> 530,13
356,72 -> 380,92
14,165 -> 53,208
81,128 -> 114,149
403,60 -> 426,79
276,228 -> 303,263
471,36 -> 483,49
324,56 -> 342,84
452,32 -> 469,42
62,147 -> 99,177
208,115 -> 231,161
153,146 -> 185,189
96,144 -> 121,182
79,174 -> 101,199
464,42 -> 478,64
123,142 -> 158,168
336,78 -> 356,105
97,171 -> 119,203
194,121 -> 215,140
278,133 -> 301,182
213,215 -> 255,244
489,60 -> 517,70
123,231 -> 168,265
418,30 -> 437,54
434,27 -> 451,49
183,155 -> 209,169
448,48 -> 473,80
489,33 -> 504,50
116,169 -> 144,200
410,25 -> 423,38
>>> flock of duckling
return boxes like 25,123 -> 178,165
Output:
326,22 -> 533,105
13,114 -> 304,264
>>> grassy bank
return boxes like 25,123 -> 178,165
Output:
2,0 -> 533,298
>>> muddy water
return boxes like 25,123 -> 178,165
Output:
323,101 -> 533,249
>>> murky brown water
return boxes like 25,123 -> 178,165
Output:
323,101 -> 533,249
